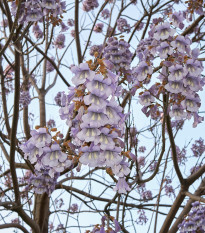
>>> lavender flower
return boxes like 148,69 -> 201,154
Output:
46,57 -> 55,73
113,177 -> 131,194
19,91 -> 31,107
67,19 -> 75,26
32,24 -> 43,39
53,34 -> 65,49
82,0 -> 99,12
117,18 -> 131,33
169,105 -> 187,120
133,61 -> 152,82
101,9 -> 110,20
153,22 -> 175,40
139,91 -> 154,106
94,23 -> 104,33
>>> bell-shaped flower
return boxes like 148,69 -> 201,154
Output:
26,8 -> 43,22
86,74 -> 112,98
106,100 -> 122,125
71,63 -> 95,86
93,127 -> 117,150
168,64 -> 187,81
79,145 -> 104,167
41,143 -> 67,167
82,105 -> 108,128
84,93 -> 107,109
101,147 -> 122,167
112,158 -> 130,177
113,177 -> 131,194
165,80 -> 184,94
181,96 -> 200,112
139,91 -> 155,106
77,124 -> 101,142
153,22 -> 175,40
157,42 -> 173,59
170,35 -> 191,53
30,128 -> 52,148
133,61 -> 152,82
169,105 -> 187,120
41,0 -> 56,9
169,12 -> 184,29
186,59 -> 202,76
183,74 -> 202,92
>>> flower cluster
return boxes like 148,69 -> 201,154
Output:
32,24 -> 43,39
93,23 -> 104,33
59,62 -> 131,194
53,34 -> 65,49
89,44 -> 103,57
178,201 -> 205,232
10,0 -> 66,24
46,57 -> 55,73
132,12 -> 204,126
20,128 -> 72,195
82,0 -> 99,12
19,91 -> 31,108
101,9 -> 110,20
117,18 -> 131,33
103,37 -> 133,75
191,138 -> 205,157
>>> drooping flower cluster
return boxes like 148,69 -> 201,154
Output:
117,18 -> 131,33
19,91 -> 31,107
103,37 -> 133,75
46,57 -> 55,73
32,24 -> 43,39
59,62 -> 131,194
82,0 -> 99,12
10,0 -> 66,24
53,34 -> 66,49
20,128 -> 72,195
178,201 -> 205,233
132,12 -> 204,127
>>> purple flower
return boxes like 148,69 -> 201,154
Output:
101,9 -> 110,20
84,93 -> 107,109
113,177 -> 131,194
112,159 -> 130,177
86,75 -> 112,98
139,91 -> 155,106
93,127 -> 117,150
101,147 -> 122,167
169,105 -> 187,120
106,100 -> 122,125
67,19 -> 74,26
157,42 -> 173,59
30,128 -> 52,148
154,22 -> 175,40
60,21 -> 69,32
20,91 -> 31,107
53,34 -> 65,49
186,59 -> 202,76
32,24 -> 43,39
82,0 -> 99,12
117,18 -> 131,33
168,64 -> 188,81
77,125 -> 101,142
41,0 -> 56,9
26,8 -> 43,22
41,143 -> 67,168
169,12 -> 184,29
94,23 -> 104,33
46,57 -> 55,73
133,61 -> 152,82
183,74 -> 202,92
79,145 -> 104,167
89,44 -> 103,56
170,35 -> 191,53
191,138 -> 205,157
181,96 -> 200,112
165,80 -> 184,94
82,106 -> 108,128
71,63 -> 95,86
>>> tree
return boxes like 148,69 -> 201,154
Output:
0,0 -> 205,232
